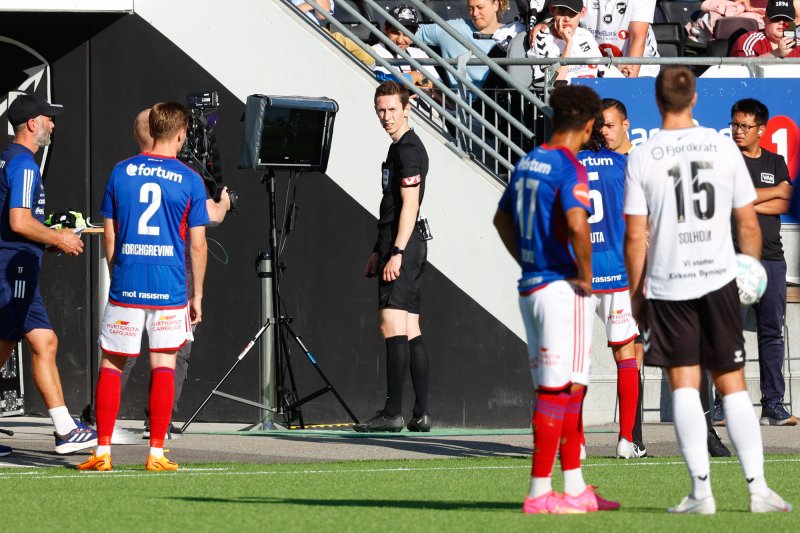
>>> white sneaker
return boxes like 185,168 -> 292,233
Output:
750,490 -> 793,513
668,495 -> 716,514
616,437 -> 647,459
111,427 -> 141,445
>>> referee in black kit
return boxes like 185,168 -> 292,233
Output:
355,81 -> 432,433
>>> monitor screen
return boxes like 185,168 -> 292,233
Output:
257,106 -> 328,168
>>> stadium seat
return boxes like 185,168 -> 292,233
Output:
705,36 -> 732,56
426,0 -> 470,21
332,0 -> 379,43
659,0 -> 703,26
713,16 -> 759,40
652,22 -> 684,57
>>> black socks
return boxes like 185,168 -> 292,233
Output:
409,336 -> 430,418
383,335 -> 410,417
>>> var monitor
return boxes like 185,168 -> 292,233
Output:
239,95 -> 338,173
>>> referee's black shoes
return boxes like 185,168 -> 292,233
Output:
407,413 -> 432,432
353,411 -> 404,432
707,428 -> 731,457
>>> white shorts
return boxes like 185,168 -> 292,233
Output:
592,290 -> 639,346
519,280 -> 593,389
99,302 -> 193,356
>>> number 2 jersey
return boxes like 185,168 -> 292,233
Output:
623,127 -> 756,301
101,153 -> 209,309
578,147 -> 628,292
498,144 -> 593,294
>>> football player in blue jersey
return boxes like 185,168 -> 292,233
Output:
578,112 -> 645,459
78,102 -> 209,472
0,94 -> 98,457
494,85 -> 619,514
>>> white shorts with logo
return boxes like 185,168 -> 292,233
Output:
99,302 -> 193,356
592,290 -> 639,346
519,280 -> 593,389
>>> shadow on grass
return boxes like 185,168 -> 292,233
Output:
167,495 -> 520,510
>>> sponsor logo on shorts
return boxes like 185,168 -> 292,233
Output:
108,321 -> 139,337
153,314 -> 183,332
608,309 -> 632,325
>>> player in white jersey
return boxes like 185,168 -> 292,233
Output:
624,66 -> 791,514
581,0 -> 660,78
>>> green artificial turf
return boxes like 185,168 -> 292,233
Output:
2,455 -> 798,532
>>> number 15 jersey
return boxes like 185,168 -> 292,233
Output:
623,127 -> 756,301
101,153 -> 210,309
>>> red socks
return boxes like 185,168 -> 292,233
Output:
560,386 -> 586,471
148,367 -> 175,448
531,389 -> 570,478
95,367 -> 122,446
617,359 -> 639,442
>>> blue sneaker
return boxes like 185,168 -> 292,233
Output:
54,418 -> 98,454
760,402 -> 798,427
0,444 -> 11,457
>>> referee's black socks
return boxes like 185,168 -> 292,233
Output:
383,335 -> 410,417
409,336 -> 430,418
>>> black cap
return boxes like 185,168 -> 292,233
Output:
766,0 -> 795,20
7,93 -> 64,126
389,4 -> 420,28
550,0 -> 583,13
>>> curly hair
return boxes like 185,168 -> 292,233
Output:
549,85 -> 602,133
582,110 -> 607,152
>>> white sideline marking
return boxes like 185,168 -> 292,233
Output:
0,458 -> 798,481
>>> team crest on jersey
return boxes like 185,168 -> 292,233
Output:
616,2 -> 627,14
591,0 -> 599,7
580,42 -> 591,52
0,36 -> 53,175
760,172 -> 775,184
573,183 -> 591,207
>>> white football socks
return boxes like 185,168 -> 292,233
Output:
96,445 -> 111,457
49,406 -> 76,436
150,447 -> 164,459
529,477 -> 552,499
723,390 -> 769,497
672,387 -> 712,500
563,468 -> 587,496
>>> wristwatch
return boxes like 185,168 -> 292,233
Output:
390,246 -> 404,257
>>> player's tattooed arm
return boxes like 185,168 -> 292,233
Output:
565,206 -> 592,295
493,209 -> 520,265
624,214 -> 648,326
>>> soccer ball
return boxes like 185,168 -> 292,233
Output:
736,254 -> 767,306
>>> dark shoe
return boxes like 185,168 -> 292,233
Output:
142,423 -> 180,440
353,411 -> 404,433
712,399 -> 726,427
407,413 -> 432,432
0,444 -> 11,457
54,419 -> 98,455
760,402 -> 798,426
707,428 -> 731,457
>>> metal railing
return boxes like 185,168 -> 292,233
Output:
283,0 -> 800,181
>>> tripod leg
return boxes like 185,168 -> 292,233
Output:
180,321 -> 272,432
284,323 -> 360,424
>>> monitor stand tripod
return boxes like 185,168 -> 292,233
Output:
180,169 -> 359,431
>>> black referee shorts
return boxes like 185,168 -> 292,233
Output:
377,226 -> 427,314
643,280 -> 745,372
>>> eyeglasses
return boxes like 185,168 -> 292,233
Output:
728,122 -> 763,132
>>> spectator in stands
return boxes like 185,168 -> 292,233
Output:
511,0 -> 624,86
373,5 -> 440,90
580,0 -> 661,77
417,0 -> 525,86
292,0 -> 333,24
730,0 -> 800,57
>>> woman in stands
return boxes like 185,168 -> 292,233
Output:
416,0 -> 524,87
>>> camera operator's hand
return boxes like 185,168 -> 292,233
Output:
219,186 -> 232,212
364,252 -> 379,278
54,229 -> 84,256
190,295 -> 203,325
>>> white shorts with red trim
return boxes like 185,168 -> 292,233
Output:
519,280 -> 593,389
592,290 -> 639,345
99,302 -> 193,356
